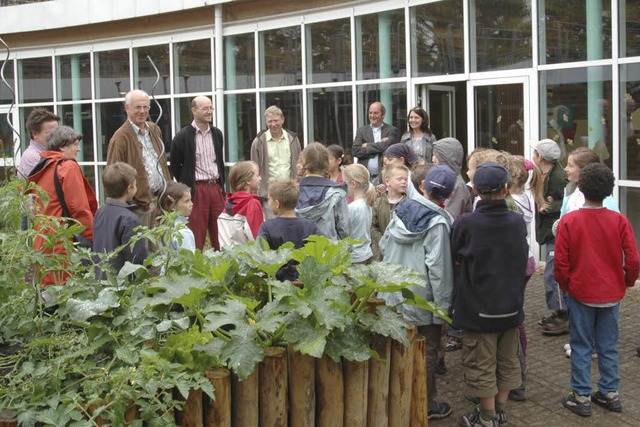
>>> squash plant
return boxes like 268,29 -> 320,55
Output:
0,183 -> 449,426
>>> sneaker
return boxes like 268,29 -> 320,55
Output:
562,391 -> 591,417
460,406 -> 498,427
495,408 -> 508,426
563,343 -> 571,351
542,316 -> 569,336
446,336 -> 463,352
428,401 -> 452,419
592,390 -> 622,412
435,357 -> 447,375
508,388 -> 526,401
538,311 -> 558,326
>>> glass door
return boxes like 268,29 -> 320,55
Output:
416,83 -> 466,141
468,77 -> 530,157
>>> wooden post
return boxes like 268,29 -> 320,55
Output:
125,400 -> 140,422
259,347 -> 288,427
410,335 -> 428,427
175,388 -> 203,427
232,369 -> 259,427
316,355 -> 344,427
288,345 -> 315,427
205,368 -> 232,427
0,412 -> 17,427
343,359 -> 369,427
367,334 -> 391,427
388,325 -> 415,427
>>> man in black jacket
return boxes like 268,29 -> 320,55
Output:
170,96 -> 225,250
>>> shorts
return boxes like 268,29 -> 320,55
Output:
462,327 -> 521,397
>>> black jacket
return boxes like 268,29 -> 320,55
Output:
450,199 -> 528,332
170,123 -> 225,196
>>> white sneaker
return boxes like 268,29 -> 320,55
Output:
566,349 -> 571,358
564,343 -> 571,351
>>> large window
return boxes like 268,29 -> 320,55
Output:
59,103 -> 93,162
620,64 -> 640,181
621,0 -> 640,57
173,39 -> 212,94
135,45 -> 170,96
356,83 -> 407,135
18,57 -> 52,103
306,19 -> 351,84
0,59 -> 14,104
471,0 -> 532,72
225,93 -> 257,162
356,9 -> 406,79
307,86 -> 353,151
620,187 -> 640,252
262,90 -> 303,141
56,54 -> 91,101
411,1 -> 464,76
540,0 -> 612,65
95,49 -> 130,99
260,27 -> 302,87
540,66 -> 612,169
224,34 -> 255,90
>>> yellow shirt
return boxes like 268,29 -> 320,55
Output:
266,129 -> 291,180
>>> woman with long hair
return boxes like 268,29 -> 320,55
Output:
401,106 -> 436,164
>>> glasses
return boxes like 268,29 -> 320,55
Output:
197,107 -> 214,112
131,105 -> 151,112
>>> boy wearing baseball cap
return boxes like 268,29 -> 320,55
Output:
379,165 -> 457,420
451,162 -> 528,427
531,138 -> 569,335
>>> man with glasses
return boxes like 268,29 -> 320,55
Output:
107,89 -> 171,228
170,95 -> 226,250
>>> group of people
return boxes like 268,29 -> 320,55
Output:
18,94 -> 640,426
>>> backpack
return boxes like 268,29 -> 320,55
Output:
217,202 -> 254,249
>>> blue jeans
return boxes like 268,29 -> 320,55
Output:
543,242 -> 565,311
567,295 -> 620,396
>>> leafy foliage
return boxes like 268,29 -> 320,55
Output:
0,185 -> 449,425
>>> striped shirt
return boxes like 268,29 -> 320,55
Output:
192,121 -> 219,181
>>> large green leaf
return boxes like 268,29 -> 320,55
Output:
324,319 -> 372,363
221,323 -> 264,381
135,275 -> 211,309
202,299 -> 247,332
282,314 -> 328,358
65,288 -> 120,322
358,306 -> 409,346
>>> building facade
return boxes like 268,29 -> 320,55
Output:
0,0 -> 639,250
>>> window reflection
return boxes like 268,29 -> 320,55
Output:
0,59 -> 14,104
411,1 -> 464,76
620,64 -> 640,181
356,83 -> 407,135
475,84 -> 524,155
307,19 -> 351,84
96,101 -> 126,161
225,93 -> 256,161
95,49 -> 130,99
18,57 -> 53,103
59,104 -> 93,162
224,34 -> 255,90
540,66 -> 612,169
173,39 -> 212,94
541,1 -> 612,65
135,45 -> 170,96
56,54 -> 91,102
308,87 -> 353,152
620,187 -> 640,252
261,27 -> 302,87
357,10 -> 406,79
472,0 -> 532,72
621,0 -> 640,57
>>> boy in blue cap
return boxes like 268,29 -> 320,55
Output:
451,161 -> 528,427
380,164 -> 457,420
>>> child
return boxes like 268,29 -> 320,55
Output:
295,142 -> 351,240
93,162 -> 149,279
160,182 -> 196,252
342,164 -> 376,264
257,179 -> 322,281
556,162 -> 639,417
371,163 -> 409,261
382,143 -> 419,198
432,137 -> 473,219
451,161 -> 528,427
379,164 -> 457,421
225,161 -> 264,239
327,144 -> 351,183
531,138 -> 569,335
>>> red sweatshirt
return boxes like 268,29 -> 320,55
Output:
554,207 -> 639,304
225,191 -> 264,238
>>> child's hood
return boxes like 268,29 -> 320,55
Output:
226,191 -> 260,214
387,195 -> 451,242
296,176 -> 347,209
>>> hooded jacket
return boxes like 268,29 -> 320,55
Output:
28,150 -> 98,286
451,199 -> 528,332
433,138 -> 473,219
225,191 -> 264,238
379,195 -> 453,326
295,176 -> 350,241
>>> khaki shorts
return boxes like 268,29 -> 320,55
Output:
462,327 -> 521,397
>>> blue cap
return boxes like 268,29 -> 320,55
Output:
474,161 -> 509,194
424,165 -> 456,199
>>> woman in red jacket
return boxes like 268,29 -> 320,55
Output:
28,125 -> 98,286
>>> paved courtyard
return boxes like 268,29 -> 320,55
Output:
435,270 -> 640,426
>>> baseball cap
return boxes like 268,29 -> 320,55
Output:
474,161 -> 510,194
531,138 -> 561,161
424,165 -> 456,200
384,143 -> 419,166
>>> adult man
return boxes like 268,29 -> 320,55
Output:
170,96 -> 225,251
17,108 -> 60,179
107,89 -> 171,228
250,105 -> 301,217
352,102 -> 399,181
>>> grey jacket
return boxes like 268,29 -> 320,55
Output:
352,123 -> 399,174
379,194 -> 453,326
295,176 -> 351,241
400,131 -> 436,163
433,137 -> 473,220
250,129 -> 301,199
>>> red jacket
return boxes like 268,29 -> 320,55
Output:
28,150 -> 98,286
225,191 -> 264,238
554,208 -> 639,304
